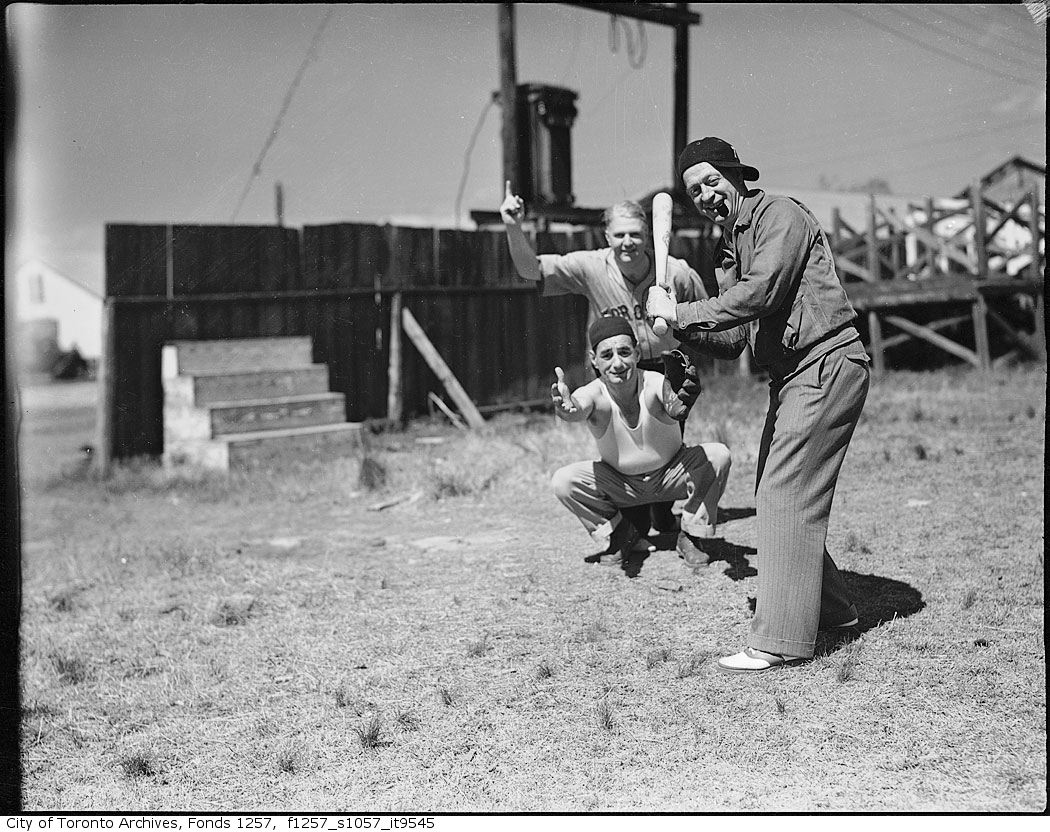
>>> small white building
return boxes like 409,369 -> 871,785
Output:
13,259 -> 103,364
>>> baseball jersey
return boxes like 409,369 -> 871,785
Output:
538,248 -> 710,361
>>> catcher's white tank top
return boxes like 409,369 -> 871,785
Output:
595,371 -> 681,475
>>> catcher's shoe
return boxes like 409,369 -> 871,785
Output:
584,516 -> 643,565
676,531 -> 720,568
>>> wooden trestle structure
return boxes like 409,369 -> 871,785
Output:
832,181 -> 1044,374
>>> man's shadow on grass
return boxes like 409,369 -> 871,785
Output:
745,571 -> 926,657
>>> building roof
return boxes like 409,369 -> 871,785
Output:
15,259 -> 104,299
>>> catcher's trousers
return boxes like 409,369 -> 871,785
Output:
551,442 -> 731,545
750,339 -> 870,659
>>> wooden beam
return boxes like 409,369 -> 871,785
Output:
401,306 -> 486,429
836,258 -> 875,282
972,294 -> 991,370
94,299 -> 116,477
868,310 -> 885,376
984,305 -> 1041,359
498,3 -> 520,193
884,314 -> 980,367
972,180 -> 989,280
386,292 -> 403,424
1029,190 -> 1043,284
879,313 -> 970,351
1034,291 -> 1046,362
866,194 -> 881,281
563,2 -> 702,26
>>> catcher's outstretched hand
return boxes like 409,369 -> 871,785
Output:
551,366 -> 579,415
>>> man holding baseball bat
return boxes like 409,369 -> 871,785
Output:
549,315 -> 731,578
500,182 -> 716,539
646,137 -> 870,674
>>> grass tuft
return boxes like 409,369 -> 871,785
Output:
118,749 -> 161,779
961,588 -> 977,610
50,652 -> 89,685
535,660 -> 554,679
646,647 -> 672,669
357,455 -> 388,491
212,595 -> 255,626
436,686 -> 455,707
837,644 -> 861,684
580,622 -> 605,643
843,530 -> 872,555
394,710 -> 420,732
675,654 -> 706,679
911,443 -> 928,460
354,714 -> 384,750
276,742 -> 301,773
775,696 -> 787,714
596,698 -> 615,731
465,634 -> 490,658
47,588 -> 77,613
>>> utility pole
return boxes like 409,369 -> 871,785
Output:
672,3 -> 690,186
498,3 -> 520,192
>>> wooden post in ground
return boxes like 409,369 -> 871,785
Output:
1034,291 -> 1046,362
867,310 -> 885,376
401,306 -> 485,429
866,194 -> 879,283
1029,191 -> 1046,361
925,196 -> 937,277
94,298 -> 116,477
386,292 -> 403,424
497,3 -> 519,193
970,181 -> 991,370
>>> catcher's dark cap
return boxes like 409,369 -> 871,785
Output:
589,315 -> 636,350
677,137 -> 760,182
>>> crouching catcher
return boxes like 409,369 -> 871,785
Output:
549,316 -> 731,577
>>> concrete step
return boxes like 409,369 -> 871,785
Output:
164,365 -> 331,406
163,421 -> 364,471
162,336 -> 314,378
165,393 -> 347,441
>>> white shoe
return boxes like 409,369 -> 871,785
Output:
717,647 -> 803,674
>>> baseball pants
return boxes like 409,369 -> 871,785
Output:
749,340 -> 870,659
551,443 -> 732,547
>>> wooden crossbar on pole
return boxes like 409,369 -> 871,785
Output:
401,306 -> 486,429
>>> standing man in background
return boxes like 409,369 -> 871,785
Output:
500,181 -> 714,539
647,137 -> 870,675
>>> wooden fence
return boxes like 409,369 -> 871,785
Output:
101,221 -> 718,459
101,182 -> 1043,461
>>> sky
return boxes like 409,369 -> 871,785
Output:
6,3 -> 1047,294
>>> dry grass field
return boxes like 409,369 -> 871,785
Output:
15,365 -> 1046,812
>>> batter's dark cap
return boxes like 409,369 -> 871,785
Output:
589,315 -> 636,350
677,137 -> 760,182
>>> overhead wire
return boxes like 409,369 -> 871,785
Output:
608,15 -> 647,69
454,93 -> 498,229
931,5 -> 1045,61
783,115 -> 1041,170
888,4 -> 1046,71
229,7 -> 334,223
832,4 -> 1042,88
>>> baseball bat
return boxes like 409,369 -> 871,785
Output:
651,192 -> 674,336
